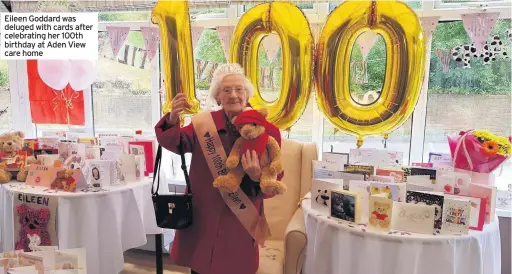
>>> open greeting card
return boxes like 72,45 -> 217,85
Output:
441,198 -> 471,235
0,248 -> 86,274
468,183 -> 496,223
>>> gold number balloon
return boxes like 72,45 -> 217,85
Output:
152,1 -> 200,115
230,2 -> 314,130
315,0 -> 426,147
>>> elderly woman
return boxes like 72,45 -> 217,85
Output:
155,63 -> 283,274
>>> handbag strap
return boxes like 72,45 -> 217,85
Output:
152,139 -> 193,196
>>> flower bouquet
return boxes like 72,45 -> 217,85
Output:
448,130 -> 511,185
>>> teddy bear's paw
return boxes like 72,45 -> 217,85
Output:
213,174 -> 240,193
260,180 -> 287,195
379,220 -> 390,228
369,216 -> 377,226
0,169 -> 12,184
269,161 -> 284,174
226,156 -> 240,170
16,168 -> 29,182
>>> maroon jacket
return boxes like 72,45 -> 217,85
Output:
154,110 -> 283,274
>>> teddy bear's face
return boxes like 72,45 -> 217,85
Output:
16,204 -> 50,233
374,201 -> 390,214
0,131 -> 24,153
239,123 -> 266,140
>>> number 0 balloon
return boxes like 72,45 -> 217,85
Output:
316,1 -> 426,147
230,2 -> 314,130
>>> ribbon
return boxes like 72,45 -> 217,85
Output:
216,26 -> 235,61
310,23 -> 322,41
106,26 -> 130,58
420,16 -> 440,41
357,32 -> 379,61
51,89 -> 80,127
140,27 -> 161,63
461,12 -> 500,54
191,26 -> 204,52
262,34 -> 280,62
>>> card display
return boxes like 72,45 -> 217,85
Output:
343,164 -> 374,179
312,160 -> 343,171
392,202 -> 436,235
406,191 -> 445,231
406,182 -> 435,192
349,148 -> 377,165
436,174 -> 456,194
403,167 -> 437,183
117,154 -> 137,182
311,179 -> 343,214
441,198 -> 471,235
86,160 -> 113,189
134,155 -> 145,181
368,195 -> 393,231
468,184 -> 496,223
322,152 -> 349,169
330,190 -> 360,223
368,175 -> 395,183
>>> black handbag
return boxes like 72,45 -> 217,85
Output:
151,140 -> 193,229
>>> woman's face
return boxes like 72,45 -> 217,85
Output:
217,74 -> 248,113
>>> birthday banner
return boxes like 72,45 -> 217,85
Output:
13,193 -> 58,253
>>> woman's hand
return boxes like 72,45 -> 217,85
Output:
168,93 -> 189,124
241,150 -> 262,182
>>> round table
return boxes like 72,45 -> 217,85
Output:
301,193 -> 501,274
0,180 -> 164,274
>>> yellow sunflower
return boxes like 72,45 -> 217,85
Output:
482,140 -> 499,156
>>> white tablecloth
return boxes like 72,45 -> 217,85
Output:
302,193 -> 501,274
0,180 -> 164,274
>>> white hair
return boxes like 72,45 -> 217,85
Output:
205,63 -> 255,111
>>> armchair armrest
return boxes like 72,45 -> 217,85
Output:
284,207 -> 307,274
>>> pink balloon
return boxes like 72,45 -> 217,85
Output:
68,60 -> 97,91
37,60 -> 71,90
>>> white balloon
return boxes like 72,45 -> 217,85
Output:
68,60 -> 98,91
37,60 -> 71,90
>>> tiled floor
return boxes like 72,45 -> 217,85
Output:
121,249 -> 189,274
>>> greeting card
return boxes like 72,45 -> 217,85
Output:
0,152 -> 27,171
53,248 -> 86,273
85,147 -> 101,160
313,160 -> 343,171
117,154 -> 137,182
330,190 -> 360,223
322,152 -> 349,169
349,148 -> 377,165
392,202 -> 436,235
54,251 -> 78,270
313,169 -> 365,188
129,145 -> 145,157
349,180 -> 370,223
99,137 -> 121,147
406,175 -> 432,187
438,170 -> 471,195
369,182 -> 406,202
412,162 -> 433,168
405,191 -> 445,231
128,141 -> 155,176
368,175 -> 395,183
445,194 -> 486,231
406,182 -> 435,192
468,183 -> 496,223
37,138 -> 59,150
33,149 -> 58,160
36,155 -> 60,167
376,168 -> 404,183
377,150 -> 404,167
17,253 -> 44,274
311,179 -> 343,214
403,167 -> 437,183
25,165 -> 61,188
86,160 -> 113,189
134,155 -> 145,181
343,164 -> 374,178
496,185 -> 512,210
22,140 -> 38,157
441,198 -> 471,235
49,169 -> 87,192
436,174 -> 456,194
368,195 -> 393,231
100,145 -> 124,161
428,152 -> 452,168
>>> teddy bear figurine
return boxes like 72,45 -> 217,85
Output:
213,108 -> 286,195
0,131 -> 40,184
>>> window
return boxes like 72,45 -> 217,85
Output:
424,19 -> 512,188
99,11 -> 150,22
190,7 -> 227,19
241,3 -> 316,15
94,31 -> 153,135
0,61 -> 11,134
322,32 -> 413,163
329,0 -> 421,14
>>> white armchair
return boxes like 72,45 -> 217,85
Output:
257,139 -> 318,274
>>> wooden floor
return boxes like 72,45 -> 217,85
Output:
121,249 -> 190,274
